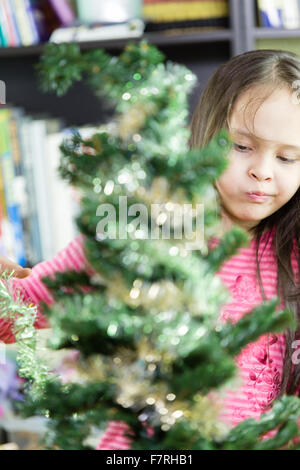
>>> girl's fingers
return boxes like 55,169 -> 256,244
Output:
0,256 -> 32,278
14,267 -> 32,279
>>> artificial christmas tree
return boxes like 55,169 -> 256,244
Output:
2,41 -> 300,450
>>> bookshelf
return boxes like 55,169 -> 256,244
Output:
0,29 -> 234,57
0,0 -> 247,126
1,1 -> 300,118
254,27 -> 300,39
236,0 -> 300,52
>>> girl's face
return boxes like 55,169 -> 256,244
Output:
215,85 -> 300,234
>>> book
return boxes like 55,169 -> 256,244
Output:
49,0 -> 76,26
50,19 -> 145,43
0,108 -> 27,266
0,20 -> 6,47
24,0 -> 40,43
8,110 -> 22,173
29,117 -> 62,261
12,0 -> 35,45
1,0 -> 18,46
5,0 -> 22,45
18,115 -> 42,265
143,1 -> 229,22
0,2 -> 10,46
44,129 -> 79,256
13,113 -> 33,266
6,0 -> 22,46
9,107 -> 32,265
281,0 -> 300,29
0,116 -> 6,257
257,0 -> 283,28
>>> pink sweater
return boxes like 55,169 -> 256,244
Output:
0,227 -> 297,449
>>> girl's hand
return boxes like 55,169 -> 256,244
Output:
0,255 -> 32,279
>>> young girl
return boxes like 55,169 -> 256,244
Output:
97,48 -> 300,448
1,48 -> 300,449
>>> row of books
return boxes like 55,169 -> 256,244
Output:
0,0 -> 75,47
143,0 -> 228,22
143,0 -> 229,32
143,0 -> 229,31
0,105 -> 92,267
257,0 -> 300,29
0,0 -> 231,47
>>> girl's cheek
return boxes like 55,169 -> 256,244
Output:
225,149 -> 240,165
228,154 -> 246,173
222,160 -> 237,177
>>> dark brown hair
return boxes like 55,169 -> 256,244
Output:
190,49 -> 300,398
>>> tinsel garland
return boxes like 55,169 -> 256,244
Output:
0,271 -> 52,395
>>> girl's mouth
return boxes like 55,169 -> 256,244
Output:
246,192 -> 272,202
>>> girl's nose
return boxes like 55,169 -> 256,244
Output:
248,168 -> 272,182
248,158 -> 273,182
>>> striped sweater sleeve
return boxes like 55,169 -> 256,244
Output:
97,421 -> 133,450
0,234 -> 91,344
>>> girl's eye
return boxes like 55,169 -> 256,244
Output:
233,143 -> 250,152
233,143 -> 297,163
277,156 -> 296,163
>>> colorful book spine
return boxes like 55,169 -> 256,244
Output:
45,129 -> 79,256
29,118 -> 61,260
29,0 -> 61,42
49,0 -> 75,26
9,107 -> 33,266
0,22 -> 6,47
8,112 -> 22,174
257,0 -> 283,28
6,0 -> 22,45
1,0 -> 18,45
0,109 -> 27,266
11,0 -> 35,45
143,0 -> 229,22
0,121 -> 5,255
0,2 -> 10,46
26,0 -> 48,42
18,116 -> 42,264
23,0 -> 40,43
